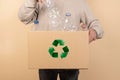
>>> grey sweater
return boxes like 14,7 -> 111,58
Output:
18,0 -> 103,38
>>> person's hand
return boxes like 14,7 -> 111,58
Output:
89,28 -> 97,43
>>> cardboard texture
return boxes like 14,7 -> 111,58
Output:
28,31 -> 89,69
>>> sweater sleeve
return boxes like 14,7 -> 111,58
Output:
18,0 -> 39,24
80,1 -> 104,39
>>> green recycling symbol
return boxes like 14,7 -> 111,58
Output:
48,39 -> 69,59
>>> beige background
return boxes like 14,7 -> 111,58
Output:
0,0 -> 120,80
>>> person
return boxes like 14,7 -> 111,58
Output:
18,0 -> 104,80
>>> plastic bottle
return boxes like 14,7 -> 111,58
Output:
63,12 -> 78,31
48,7 -> 62,31
45,0 -> 62,31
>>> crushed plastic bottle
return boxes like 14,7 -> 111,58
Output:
44,0 -> 63,31
48,7 -> 63,31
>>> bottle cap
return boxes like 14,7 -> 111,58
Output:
34,20 -> 39,24
66,12 -> 71,16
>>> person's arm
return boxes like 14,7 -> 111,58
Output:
80,1 -> 104,40
18,0 -> 40,24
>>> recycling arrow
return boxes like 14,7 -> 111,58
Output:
48,39 -> 69,58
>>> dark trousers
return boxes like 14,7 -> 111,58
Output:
39,69 -> 79,80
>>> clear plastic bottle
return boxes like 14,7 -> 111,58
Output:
48,7 -> 62,31
45,0 -> 62,31
63,12 -> 78,31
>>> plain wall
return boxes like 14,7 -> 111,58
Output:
0,0 -> 120,80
